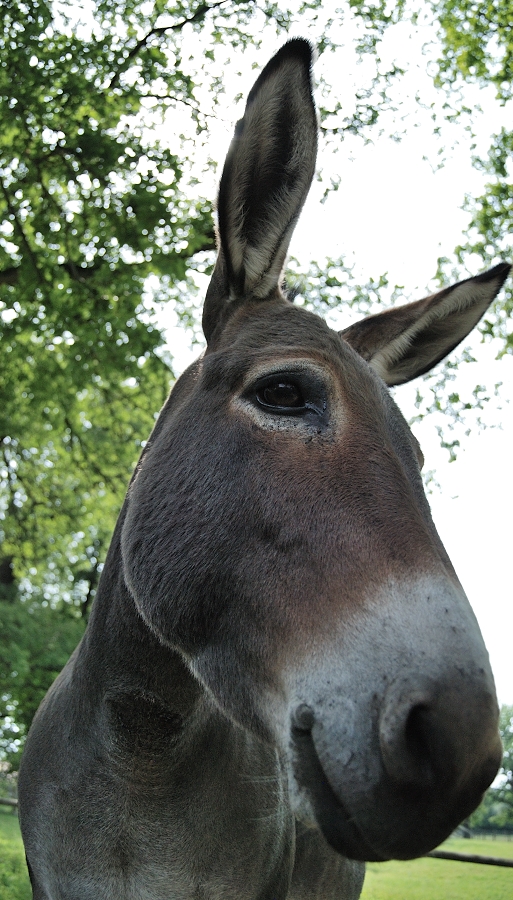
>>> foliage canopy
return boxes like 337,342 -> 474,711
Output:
434,0 -> 513,350
1,0 -> 512,763
0,0 -> 408,763
469,705 -> 513,830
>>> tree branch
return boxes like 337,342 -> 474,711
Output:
108,1 -> 229,91
143,93 -> 217,118
0,267 -> 19,286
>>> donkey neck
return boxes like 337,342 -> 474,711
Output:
70,521 -> 297,900
82,511 -> 202,719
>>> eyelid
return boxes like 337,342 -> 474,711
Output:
250,369 -> 322,390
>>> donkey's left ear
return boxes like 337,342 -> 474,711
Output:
202,39 -> 317,344
341,263 -> 511,386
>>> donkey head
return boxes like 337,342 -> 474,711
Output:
121,41 -> 507,861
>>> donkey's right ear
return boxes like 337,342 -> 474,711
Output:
202,39 -> 317,344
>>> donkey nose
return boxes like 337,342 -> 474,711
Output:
379,675 -> 502,795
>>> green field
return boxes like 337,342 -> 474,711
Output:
0,807 -> 31,900
361,837 -> 513,900
1,806 -> 512,899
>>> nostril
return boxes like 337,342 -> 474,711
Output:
379,677 -> 495,795
379,686 -> 442,791
403,704 -> 437,784
292,704 -> 315,733
404,705 -> 430,764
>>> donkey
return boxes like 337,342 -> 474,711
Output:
19,39 -> 508,900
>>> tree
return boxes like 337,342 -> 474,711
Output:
434,0 -> 513,101
0,558 -> 84,767
1,0 -> 407,760
469,705 -> 513,831
494,705 -> 513,820
2,0 -> 512,764
433,0 -> 513,349
0,0 -> 219,609
0,0 -> 408,602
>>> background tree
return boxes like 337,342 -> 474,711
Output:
0,0 -> 217,611
1,0 -> 512,765
0,558 -> 84,766
1,0 -> 407,765
469,705 -> 513,831
433,0 -> 513,347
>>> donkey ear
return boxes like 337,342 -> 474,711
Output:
340,263 -> 511,386
202,39 -> 317,344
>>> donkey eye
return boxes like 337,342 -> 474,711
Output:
257,381 -> 304,410
245,370 -> 329,424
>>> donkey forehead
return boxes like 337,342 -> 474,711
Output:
210,300 -> 339,353
202,300 -> 384,401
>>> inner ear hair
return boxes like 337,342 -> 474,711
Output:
341,263 -> 511,386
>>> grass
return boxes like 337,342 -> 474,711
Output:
2,806 -> 512,899
0,807 -> 31,900
361,838 -> 513,900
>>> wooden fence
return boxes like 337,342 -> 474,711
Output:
427,849 -> 513,868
